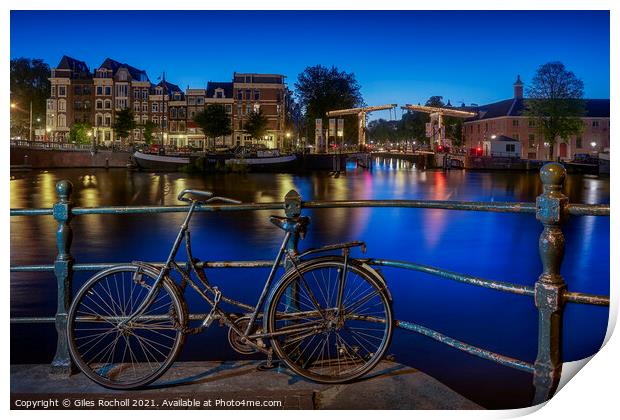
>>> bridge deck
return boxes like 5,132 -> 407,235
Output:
11,360 -> 481,410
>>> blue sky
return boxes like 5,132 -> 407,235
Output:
10,10 -> 609,119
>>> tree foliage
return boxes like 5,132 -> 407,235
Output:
10,58 -> 50,137
69,122 -> 92,144
113,108 -> 137,143
142,121 -> 158,144
244,110 -> 269,141
295,65 -> 364,143
524,61 -> 586,159
193,104 -> 232,147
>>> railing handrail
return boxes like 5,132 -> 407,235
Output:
8,163 -> 611,406
10,199 -> 610,217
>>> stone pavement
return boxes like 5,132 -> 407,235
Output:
11,360 -> 482,410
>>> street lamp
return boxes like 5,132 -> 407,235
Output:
590,141 -> 597,148
10,101 -> 33,141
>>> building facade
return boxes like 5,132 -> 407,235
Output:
47,56 -> 93,142
232,73 -> 286,149
463,76 -> 610,160
46,56 -> 288,150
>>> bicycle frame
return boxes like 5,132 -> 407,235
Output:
120,200 -> 365,353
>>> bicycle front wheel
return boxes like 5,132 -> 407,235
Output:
265,257 -> 393,383
67,264 -> 187,389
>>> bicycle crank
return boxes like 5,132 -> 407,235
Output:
227,316 -> 267,355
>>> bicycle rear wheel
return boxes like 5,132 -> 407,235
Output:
265,257 -> 393,383
67,264 -> 187,389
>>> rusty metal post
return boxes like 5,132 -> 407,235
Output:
284,190 -> 302,310
51,180 -> 75,374
532,163 -> 568,404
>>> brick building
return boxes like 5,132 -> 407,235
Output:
46,56 -> 288,149
232,73 -> 286,149
46,56 -> 93,141
463,76 -> 610,160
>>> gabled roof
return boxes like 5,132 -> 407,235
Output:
153,80 -> 183,94
206,81 -> 233,98
468,98 -> 609,121
98,58 -> 149,82
56,55 -> 90,74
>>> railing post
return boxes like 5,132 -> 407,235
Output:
284,190 -> 302,310
533,163 -> 568,404
51,180 -> 75,374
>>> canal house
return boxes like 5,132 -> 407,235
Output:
482,134 -> 522,158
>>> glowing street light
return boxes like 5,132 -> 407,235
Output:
590,141 -> 597,148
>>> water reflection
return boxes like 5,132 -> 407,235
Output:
10,160 -> 609,409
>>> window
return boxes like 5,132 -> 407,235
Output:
96,86 -> 103,96
173,93 -> 181,100
196,97 -> 204,105
116,84 -> 128,97
506,144 -> 516,152
105,131 -> 111,141
152,103 -> 159,113
152,116 -> 159,124
512,133 -> 519,140
254,90 -> 260,100
528,133 -> 536,147
134,89 -> 140,99
237,90 -> 243,100
247,104 -> 253,115
104,115 -> 111,127
189,110 -> 195,119
253,103 -> 260,113
96,99 -> 103,110
58,99 -> 66,112
96,114 -> 103,126
142,89 -> 148,100
170,121 -> 177,132
245,90 -> 251,100
74,86 -> 82,95
51,86 -> 56,97
156,87 -> 163,95
104,100 -> 112,110
74,101 -> 81,110
592,120 -> 600,127
84,100 -> 90,110
58,114 -> 66,128
179,108 -> 186,119
225,104 -> 232,114
512,119 -> 519,127
188,97 -> 196,105
142,102 -> 148,112
104,86 -> 111,96
179,121 -> 186,132
237,104 -> 243,116
528,120 -> 536,127
142,115 -> 148,124
58,86 -> 66,97
171,108 -> 177,118
134,102 -> 140,112
115,99 -> 128,110
576,136 -> 582,148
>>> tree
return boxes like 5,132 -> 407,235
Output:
295,65 -> 364,144
193,104 -> 232,149
69,122 -> 92,144
524,62 -> 586,160
399,111 -> 430,144
244,110 -> 269,142
285,88 -> 302,149
142,121 -> 158,145
425,96 -> 445,108
10,58 -> 50,138
113,108 -> 137,145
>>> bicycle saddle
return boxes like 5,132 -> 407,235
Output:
269,215 -> 311,238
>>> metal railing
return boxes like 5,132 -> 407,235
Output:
9,162 -> 610,405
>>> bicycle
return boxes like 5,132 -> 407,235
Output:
67,189 -> 393,389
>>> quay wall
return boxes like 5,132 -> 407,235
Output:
10,147 -> 132,169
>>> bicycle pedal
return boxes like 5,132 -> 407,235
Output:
256,361 -> 279,371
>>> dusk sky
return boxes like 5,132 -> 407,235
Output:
10,10 -> 609,119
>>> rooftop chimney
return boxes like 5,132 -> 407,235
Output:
513,75 -> 524,99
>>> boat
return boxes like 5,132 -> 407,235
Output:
224,148 -> 298,172
132,150 -> 190,171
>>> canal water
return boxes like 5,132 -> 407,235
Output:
10,158 -> 609,409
